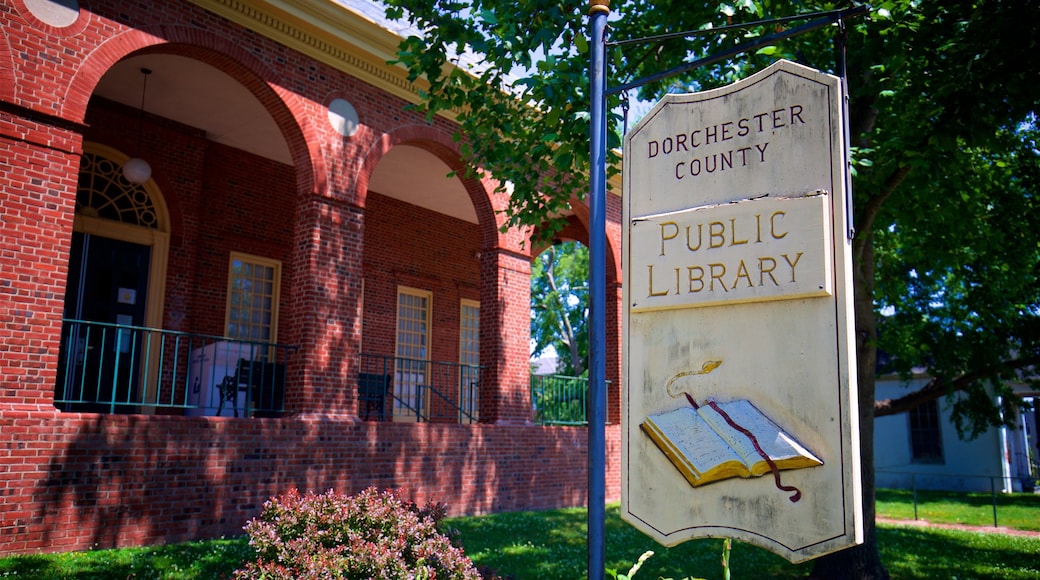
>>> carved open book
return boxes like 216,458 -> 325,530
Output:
642,399 -> 822,496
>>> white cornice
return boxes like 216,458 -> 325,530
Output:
187,0 -> 428,107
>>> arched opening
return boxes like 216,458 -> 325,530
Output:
55,51 -> 303,417
359,143 -> 484,423
55,143 -> 170,412
528,204 -> 623,426
530,237 -> 592,425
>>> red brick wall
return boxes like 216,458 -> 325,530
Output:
0,411 -> 621,553
361,191 -> 481,358
0,0 -> 626,555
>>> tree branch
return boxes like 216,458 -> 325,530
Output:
854,164 -> 912,265
874,356 -> 1040,417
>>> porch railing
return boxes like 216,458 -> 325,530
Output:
55,319 -> 297,417
357,354 -> 482,423
531,374 -> 608,426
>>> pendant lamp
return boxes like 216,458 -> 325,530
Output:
122,67 -> 153,185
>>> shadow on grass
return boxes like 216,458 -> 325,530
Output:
0,538 -> 252,580
5,506 -> 1040,580
878,525 -> 1040,580
449,504 -> 1040,580
449,505 -> 812,579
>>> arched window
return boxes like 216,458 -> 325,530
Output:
75,152 -> 161,228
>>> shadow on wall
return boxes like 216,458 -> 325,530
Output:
39,414 -> 230,549
34,402 -> 595,550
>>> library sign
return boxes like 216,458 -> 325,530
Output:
621,60 -> 863,563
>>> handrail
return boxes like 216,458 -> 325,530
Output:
357,353 -> 482,423
55,319 -> 297,417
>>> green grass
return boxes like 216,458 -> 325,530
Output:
876,487 -> 1040,531
877,525 -> 1040,580
0,538 -> 252,579
2,491 -> 1038,579
449,504 -> 814,579
448,503 -> 1040,580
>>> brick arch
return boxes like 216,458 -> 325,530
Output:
0,25 -> 15,102
61,26 -> 324,197
530,216 -> 587,258
535,201 -> 621,286
354,125 -> 499,250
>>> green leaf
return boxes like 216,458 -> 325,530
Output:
574,33 -> 589,55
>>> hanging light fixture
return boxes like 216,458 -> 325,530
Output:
122,67 -> 153,185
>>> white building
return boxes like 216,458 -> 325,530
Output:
875,375 -> 1037,493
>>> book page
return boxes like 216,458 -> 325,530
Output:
698,400 -> 823,475
643,407 -> 746,483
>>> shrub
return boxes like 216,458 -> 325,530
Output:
235,487 -> 480,579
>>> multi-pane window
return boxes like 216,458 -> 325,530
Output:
459,300 -> 480,423
908,399 -> 944,463
394,287 -> 431,421
226,253 -> 280,342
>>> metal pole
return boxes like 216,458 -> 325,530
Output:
588,0 -> 609,578
991,476 -> 998,528
912,473 -> 918,521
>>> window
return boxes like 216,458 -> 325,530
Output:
459,300 -> 480,423
394,287 -> 431,421
226,253 -> 281,343
908,399 -> 944,463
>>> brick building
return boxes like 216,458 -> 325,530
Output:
0,0 -> 624,553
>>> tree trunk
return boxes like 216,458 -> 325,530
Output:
810,232 -> 890,579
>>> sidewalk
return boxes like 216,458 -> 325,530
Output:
877,517 -> 1040,538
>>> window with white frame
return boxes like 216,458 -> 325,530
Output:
226,253 -> 280,343
908,399 -> 944,464
459,300 -> 480,423
394,287 -> 431,421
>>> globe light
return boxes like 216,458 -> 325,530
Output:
122,157 -> 152,184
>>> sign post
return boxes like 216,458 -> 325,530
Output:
587,1 -> 610,578
621,60 -> 862,562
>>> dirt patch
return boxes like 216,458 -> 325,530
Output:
877,517 -> 1040,538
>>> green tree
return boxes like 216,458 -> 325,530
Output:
531,241 -> 590,376
383,0 -> 1040,577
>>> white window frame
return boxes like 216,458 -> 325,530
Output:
459,299 -> 480,423
394,286 -> 432,422
225,252 -> 281,345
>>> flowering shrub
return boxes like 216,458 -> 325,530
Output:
235,487 -> 480,579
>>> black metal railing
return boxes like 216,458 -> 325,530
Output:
877,471 -> 1040,528
55,319 -> 296,417
357,354 -> 482,423
531,374 -> 601,426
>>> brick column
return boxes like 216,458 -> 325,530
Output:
479,248 -> 532,424
0,111 -> 83,411
285,195 -> 364,417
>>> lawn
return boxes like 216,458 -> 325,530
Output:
449,503 -> 1040,580
876,487 -> 1040,531
1,491 -> 1038,579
